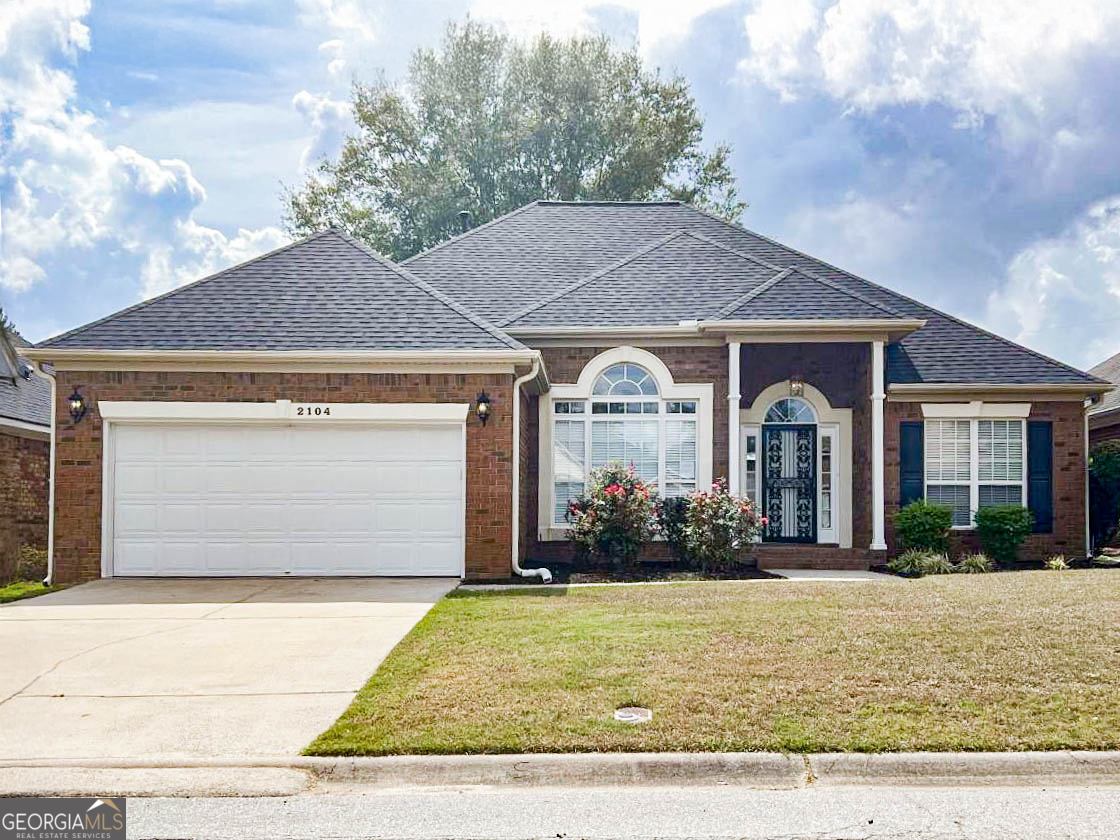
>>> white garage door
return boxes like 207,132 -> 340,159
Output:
109,422 -> 464,577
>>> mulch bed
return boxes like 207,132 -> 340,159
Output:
522,561 -> 781,584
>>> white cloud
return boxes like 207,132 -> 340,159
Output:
739,0 -> 1120,134
0,0 -> 288,301
292,90 -> 353,171
986,196 -> 1120,369
469,0 -> 737,52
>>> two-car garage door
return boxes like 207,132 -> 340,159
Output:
108,421 -> 464,577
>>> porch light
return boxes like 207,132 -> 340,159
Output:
789,378 -> 805,397
68,387 -> 88,424
475,391 -> 492,426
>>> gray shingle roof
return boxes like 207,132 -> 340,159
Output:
0,330 -> 49,428
1089,352 -> 1120,413
39,230 -> 524,352
406,201 -> 1101,386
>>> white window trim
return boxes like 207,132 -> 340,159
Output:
537,346 -> 713,541
922,416 -> 1028,529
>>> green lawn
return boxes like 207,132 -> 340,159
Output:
307,571 -> 1120,755
0,580 -> 58,603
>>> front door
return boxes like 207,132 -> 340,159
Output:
762,424 -> 816,543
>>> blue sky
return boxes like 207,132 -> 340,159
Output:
3,1 -> 1120,369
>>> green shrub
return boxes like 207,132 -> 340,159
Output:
974,505 -> 1034,566
886,549 -> 926,575
918,553 -> 954,575
1044,554 -> 1070,570
956,553 -> 994,574
566,463 -> 657,569
17,546 -> 47,582
894,500 -> 952,553
1089,440 -> 1120,551
655,496 -> 692,564
656,480 -> 765,572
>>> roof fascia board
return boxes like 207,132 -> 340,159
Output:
23,348 -> 541,373
889,382 -> 1111,398
0,415 -> 50,439
700,318 -> 926,342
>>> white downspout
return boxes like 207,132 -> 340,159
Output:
512,357 -> 551,583
31,362 -> 56,586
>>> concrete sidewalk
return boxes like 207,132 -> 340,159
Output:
2,751 -> 1118,797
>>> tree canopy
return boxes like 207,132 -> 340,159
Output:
285,20 -> 745,260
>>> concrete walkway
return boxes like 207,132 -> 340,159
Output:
0,577 -> 455,762
768,568 -> 891,581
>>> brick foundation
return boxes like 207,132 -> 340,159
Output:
50,370 -> 517,583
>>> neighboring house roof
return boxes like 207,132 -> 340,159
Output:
405,201 -> 1102,387
1089,352 -> 1120,416
38,229 -> 525,352
0,327 -> 50,429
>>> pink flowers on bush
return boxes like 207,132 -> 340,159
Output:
566,464 -> 657,569
568,466 -> 764,572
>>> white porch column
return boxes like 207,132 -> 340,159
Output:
871,339 -> 887,550
728,341 -> 741,494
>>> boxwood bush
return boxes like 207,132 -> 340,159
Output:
974,505 -> 1034,566
893,500 -> 952,553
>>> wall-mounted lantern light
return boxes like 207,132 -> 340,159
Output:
475,391 -> 492,426
789,378 -> 805,397
68,387 -> 88,425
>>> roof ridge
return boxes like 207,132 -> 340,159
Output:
497,229 -> 692,328
785,265 -> 905,318
401,201 -> 542,266
331,230 -> 527,351
36,229 -> 333,348
711,267 -> 793,320
534,200 -> 683,207
685,203 -> 1099,382
671,228 -> 786,273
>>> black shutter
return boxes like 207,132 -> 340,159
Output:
900,421 -> 924,508
1028,421 -> 1053,533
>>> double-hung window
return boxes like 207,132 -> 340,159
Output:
924,418 -> 1025,526
551,363 -> 698,524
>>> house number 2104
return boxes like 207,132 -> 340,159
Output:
295,406 -> 331,416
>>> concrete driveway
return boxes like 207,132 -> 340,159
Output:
0,578 -> 456,761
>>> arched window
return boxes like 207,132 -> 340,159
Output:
764,397 -> 816,424
550,355 -> 703,525
592,364 -> 659,396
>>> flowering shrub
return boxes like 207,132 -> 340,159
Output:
566,463 -> 657,568
676,479 -> 766,572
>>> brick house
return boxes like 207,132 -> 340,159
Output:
0,325 -> 51,581
1087,351 -> 1120,444
25,201 -> 1109,584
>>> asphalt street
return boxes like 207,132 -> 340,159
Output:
127,783 -> 1120,839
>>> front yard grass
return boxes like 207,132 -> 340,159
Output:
0,581 -> 58,603
307,571 -> 1120,755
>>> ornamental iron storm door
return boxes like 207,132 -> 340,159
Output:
762,424 -> 817,542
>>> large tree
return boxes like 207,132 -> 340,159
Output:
285,20 -> 745,260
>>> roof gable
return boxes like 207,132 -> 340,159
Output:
405,201 -> 1101,387
1090,352 -> 1120,413
40,230 -> 524,352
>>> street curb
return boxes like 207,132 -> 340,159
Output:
1,752 -> 1119,795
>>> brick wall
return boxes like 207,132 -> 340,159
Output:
0,430 -> 50,582
885,400 -> 1087,560
740,343 -> 872,547
50,370 -> 515,583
